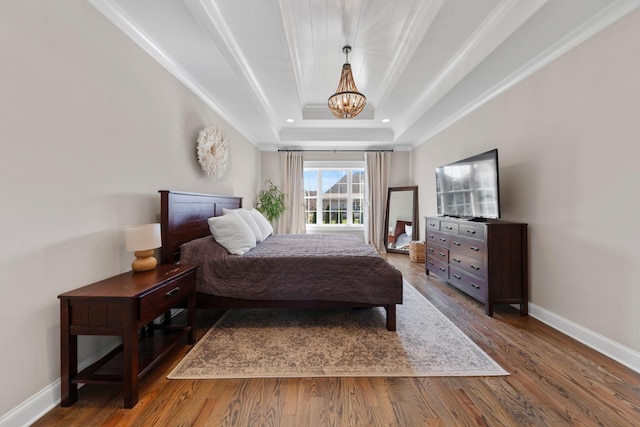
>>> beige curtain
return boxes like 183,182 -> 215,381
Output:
277,151 -> 306,234
364,151 -> 391,252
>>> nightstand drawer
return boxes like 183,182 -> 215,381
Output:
139,272 -> 195,324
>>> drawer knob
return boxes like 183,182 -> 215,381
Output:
166,287 -> 180,297
470,246 -> 479,251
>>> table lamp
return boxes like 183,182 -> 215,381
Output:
124,223 -> 162,272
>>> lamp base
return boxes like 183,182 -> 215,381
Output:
131,249 -> 157,272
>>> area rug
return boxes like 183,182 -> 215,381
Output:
168,281 -> 508,378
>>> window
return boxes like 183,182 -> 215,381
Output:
303,162 -> 364,227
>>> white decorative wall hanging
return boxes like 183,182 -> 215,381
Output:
196,125 -> 228,179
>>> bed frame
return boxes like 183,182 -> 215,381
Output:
159,190 -> 397,331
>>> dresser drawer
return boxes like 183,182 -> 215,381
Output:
449,251 -> 485,277
426,256 -> 449,280
449,267 -> 486,302
426,243 -> 448,262
450,234 -> 486,259
426,218 -> 440,232
459,223 -> 485,240
139,272 -> 195,324
440,221 -> 459,234
428,232 -> 450,247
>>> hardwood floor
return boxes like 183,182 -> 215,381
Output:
34,254 -> 640,426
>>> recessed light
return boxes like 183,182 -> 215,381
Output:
286,118 -> 294,123
382,118 -> 390,123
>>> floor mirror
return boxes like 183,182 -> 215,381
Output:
384,186 -> 418,254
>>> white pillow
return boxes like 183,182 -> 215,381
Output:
222,208 -> 264,242
249,208 -> 273,239
207,214 -> 256,255
405,224 -> 413,236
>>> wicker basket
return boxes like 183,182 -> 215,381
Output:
409,241 -> 425,263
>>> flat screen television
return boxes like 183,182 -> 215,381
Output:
435,149 -> 500,220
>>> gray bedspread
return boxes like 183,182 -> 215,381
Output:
179,234 -> 403,305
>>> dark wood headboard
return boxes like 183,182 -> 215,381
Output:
159,190 -> 243,264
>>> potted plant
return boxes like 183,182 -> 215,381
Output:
255,180 -> 286,223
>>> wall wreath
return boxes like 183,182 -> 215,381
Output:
196,125 -> 228,179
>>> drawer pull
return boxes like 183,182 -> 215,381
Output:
439,252 -> 446,257
429,222 -> 436,227
470,283 -> 480,289
452,258 -> 461,263
453,274 -> 461,280
166,287 -> 180,297
467,230 -> 476,234
470,264 -> 480,270
439,238 -> 446,242
439,267 -> 446,272
428,247 -> 434,252
428,261 -> 434,266
428,234 -> 434,239
445,226 -> 453,230
452,241 -> 461,246
470,246 -> 479,251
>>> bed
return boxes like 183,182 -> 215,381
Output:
159,190 -> 403,331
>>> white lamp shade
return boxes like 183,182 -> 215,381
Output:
124,223 -> 162,252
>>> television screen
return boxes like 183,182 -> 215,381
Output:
435,149 -> 500,219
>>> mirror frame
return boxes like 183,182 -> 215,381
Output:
384,185 -> 419,254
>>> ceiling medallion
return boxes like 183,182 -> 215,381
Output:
327,46 -> 366,119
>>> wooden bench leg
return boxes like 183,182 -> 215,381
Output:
385,305 -> 397,331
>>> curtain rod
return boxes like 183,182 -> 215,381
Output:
277,149 -> 394,152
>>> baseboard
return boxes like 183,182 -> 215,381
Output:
0,380 -> 60,427
0,310 -> 185,427
0,344 -> 115,427
528,302 -> 640,374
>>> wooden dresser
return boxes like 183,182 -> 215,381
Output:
425,216 -> 528,316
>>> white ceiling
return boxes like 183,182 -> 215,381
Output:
89,0 -> 639,151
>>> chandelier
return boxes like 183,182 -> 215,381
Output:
327,46 -> 366,119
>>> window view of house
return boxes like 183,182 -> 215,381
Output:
303,167 -> 364,226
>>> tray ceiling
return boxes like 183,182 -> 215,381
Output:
89,0 -> 639,150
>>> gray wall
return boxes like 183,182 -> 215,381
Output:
411,8 -> 640,356
0,1 -> 261,416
